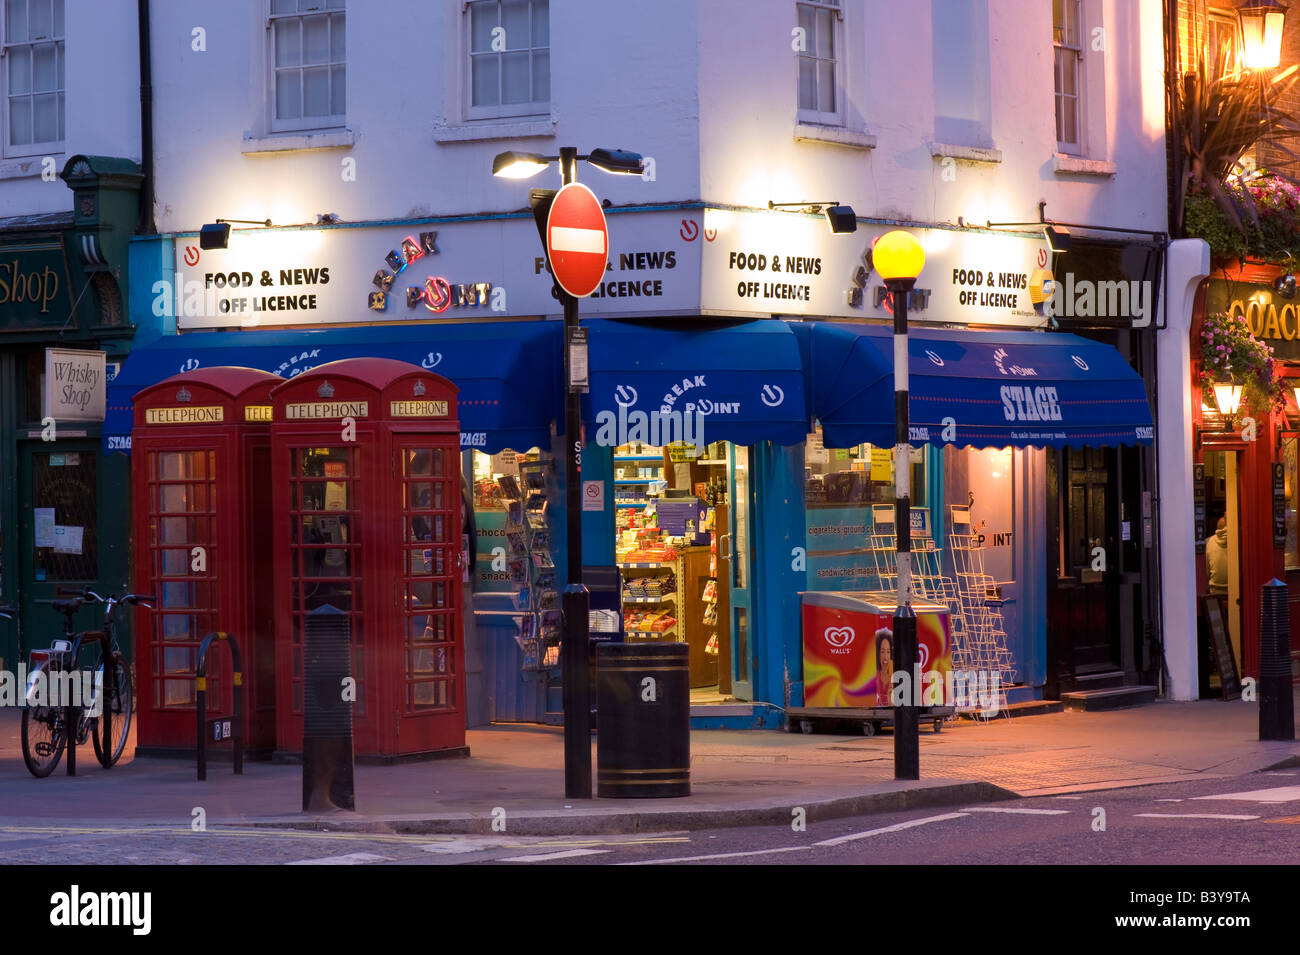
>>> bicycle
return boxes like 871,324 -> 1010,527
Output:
20,589 -> 153,778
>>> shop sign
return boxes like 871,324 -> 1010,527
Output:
0,238 -> 71,326
1048,237 -> 1161,329
700,209 -> 1052,326
43,348 -> 106,422
244,405 -> 273,422
1206,278 -> 1300,361
168,211 -> 700,329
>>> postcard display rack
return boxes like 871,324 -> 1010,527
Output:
499,461 -> 561,672
865,503 -> 1014,715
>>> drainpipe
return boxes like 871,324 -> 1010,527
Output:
137,0 -> 156,234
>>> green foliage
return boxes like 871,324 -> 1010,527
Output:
1197,310 -> 1286,416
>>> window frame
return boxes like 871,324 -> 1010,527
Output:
1053,0 -> 1084,155
1206,8 -> 1241,76
1,0 -> 66,158
266,0 -> 346,135
795,0 -> 844,128
464,0 -> 550,123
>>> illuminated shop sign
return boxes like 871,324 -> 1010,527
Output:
1205,278 -> 1300,361
366,231 -> 495,314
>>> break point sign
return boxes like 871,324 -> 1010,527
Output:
546,182 -> 609,298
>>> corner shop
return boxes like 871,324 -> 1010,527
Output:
107,206 -> 1161,734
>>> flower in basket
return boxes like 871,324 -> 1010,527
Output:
1196,310 -> 1287,417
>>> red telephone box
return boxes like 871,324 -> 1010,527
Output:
269,358 -> 465,760
131,367 -> 282,756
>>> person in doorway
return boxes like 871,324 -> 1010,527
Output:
1205,516 -> 1229,595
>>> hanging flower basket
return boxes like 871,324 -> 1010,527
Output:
1197,310 -> 1286,416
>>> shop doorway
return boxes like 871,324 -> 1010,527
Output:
17,440 -> 105,654
1200,449 -> 1243,686
725,445 -> 755,700
1046,448 -> 1122,692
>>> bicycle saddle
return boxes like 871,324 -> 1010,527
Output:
49,598 -> 84,616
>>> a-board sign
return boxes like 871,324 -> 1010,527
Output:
1202,595 -> 1241,701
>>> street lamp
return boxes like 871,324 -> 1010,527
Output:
872,229 -> 925,781
493,145 -> 644,800
1238,0 -> 1289,70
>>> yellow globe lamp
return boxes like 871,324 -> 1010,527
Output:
873,230 -> 926,288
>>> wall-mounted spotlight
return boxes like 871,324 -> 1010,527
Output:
1275,273 -> 1297,298
198,217 -> 273,250
768,200 -> 858,234
1043,225 -> 1072,254
317,212 -> 341,225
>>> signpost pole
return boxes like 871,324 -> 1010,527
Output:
557,146 -> 593,799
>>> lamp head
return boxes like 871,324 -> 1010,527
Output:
492,151 -> 551,179
824,205 -> 858,235
586,147 -> 645,176
1044,225 -> 1072,254
1213,382 -> 1244,416
199,222 -> 231,250
872,230 -> 925,283
1275,273 -> 1297,298
1239,0 -> 1289,69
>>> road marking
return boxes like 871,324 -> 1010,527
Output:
620,846 -> 811,865
813,812 -> 969,847
1052,796 -> 1085,800
498,849 -> 611,862
286,852 -> 392,865
1133,813 -> 1260,820
1154,798 -> 1184,802
1264,815 -> 1300,824
1262,772 -> 1296,776
959,807 -> 1070,815
1192,786 -> 1300,804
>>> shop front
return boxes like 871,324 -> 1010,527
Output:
0,157 -> 141,671
113,207 -> 1164,736
1193,264 -> 1300,690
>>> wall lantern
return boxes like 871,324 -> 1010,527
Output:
1239,0 -> 1289,70
198,217 -> 273,250
1213,381 -> 1245,416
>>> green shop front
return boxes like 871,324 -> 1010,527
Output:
0,156 -> 141,670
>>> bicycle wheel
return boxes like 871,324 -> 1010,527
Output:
91,653 -> 133,768
21,704 -> 66,778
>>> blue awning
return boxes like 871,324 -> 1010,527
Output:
801,323 -> 1154,449
103,321 -> 562,454
582,319 -> 808,446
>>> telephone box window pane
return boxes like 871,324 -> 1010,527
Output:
407,449 -> 434,476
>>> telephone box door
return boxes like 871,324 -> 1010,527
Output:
396,439 -> 464,751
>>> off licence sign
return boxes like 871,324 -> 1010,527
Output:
546,182 -> 608,298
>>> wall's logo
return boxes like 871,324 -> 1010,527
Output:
824,625 -> 855,649
760,384 -> 785,407
615,384 -> 638,407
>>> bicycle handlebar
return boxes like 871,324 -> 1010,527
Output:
0,605 -> 14,620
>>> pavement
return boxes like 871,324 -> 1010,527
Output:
0,692 -> 1296,835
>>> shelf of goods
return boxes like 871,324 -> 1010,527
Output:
500,461 -> 560,672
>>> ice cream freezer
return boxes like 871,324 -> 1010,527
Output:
787,590 -> 954,736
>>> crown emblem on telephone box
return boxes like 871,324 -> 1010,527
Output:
317,380 -> 335,398
176,387 -> 192,403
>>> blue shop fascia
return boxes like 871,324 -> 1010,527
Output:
113,206 -> 1161,729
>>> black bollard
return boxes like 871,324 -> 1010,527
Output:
1259,580 -> 1296,741
302,604 -> 356,811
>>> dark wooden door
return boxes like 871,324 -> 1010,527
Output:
1047,448 -> 1121,692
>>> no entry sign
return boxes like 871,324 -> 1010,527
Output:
546,182 -> 608,298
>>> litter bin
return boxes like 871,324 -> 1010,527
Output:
595,642 -> 689,797
1260,579 -> 1296,741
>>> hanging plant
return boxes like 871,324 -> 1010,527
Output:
1197,310 -> 1287,416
